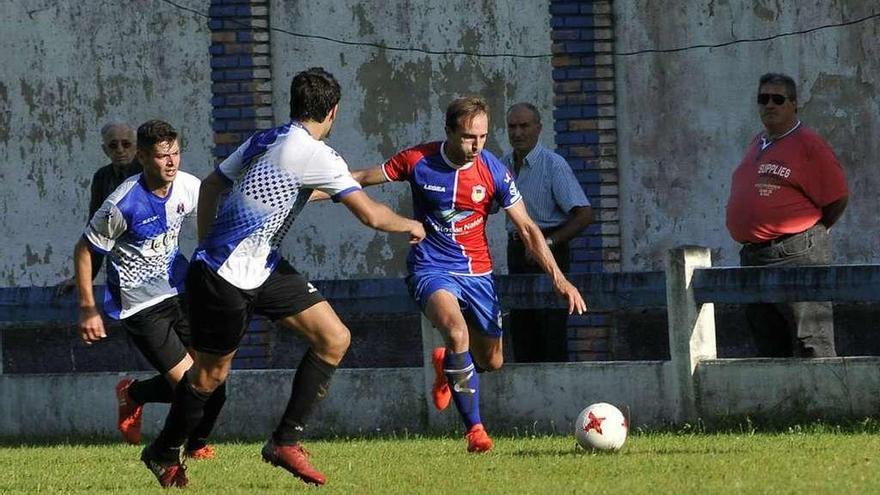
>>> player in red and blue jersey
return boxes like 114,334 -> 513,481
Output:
354,96 -> 587,452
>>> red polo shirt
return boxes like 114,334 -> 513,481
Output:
726,124 -> 847,243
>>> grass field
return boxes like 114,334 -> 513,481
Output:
3,428 -> 880,494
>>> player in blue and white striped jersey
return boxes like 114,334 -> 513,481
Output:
75,120 -> 222,461
143,68 -> 425,488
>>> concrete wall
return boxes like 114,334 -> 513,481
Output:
614,1 -> 880,270
5,357 -> 879,438
0,1 -> 214,287
0,1 -> 553,287
0,362 -> 673,438
268,0 -> 556,280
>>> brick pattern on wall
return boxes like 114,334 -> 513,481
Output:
550,0 -> 618,361
209,0 -> 273,161
209,0 -> 273,368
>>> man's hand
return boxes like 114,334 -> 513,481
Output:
79,306 -> 107,344
407,220 -> 426,244
554,278 -> 587,315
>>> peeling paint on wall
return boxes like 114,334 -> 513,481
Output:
1,1 -> 212,287
616,1 -> 880,269
271,0 -> 554,280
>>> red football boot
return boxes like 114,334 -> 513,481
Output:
261,439 -> 326,486
115,378 -> 143,445
466,423 -> 494,453
431,347 -> 451,411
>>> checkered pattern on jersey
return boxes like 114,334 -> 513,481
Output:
215,155 -> 303,250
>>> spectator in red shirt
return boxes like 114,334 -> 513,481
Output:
726,73 -> 848,357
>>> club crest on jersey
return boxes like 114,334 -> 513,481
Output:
177,203 -> 185,214
471,185 -> 486,203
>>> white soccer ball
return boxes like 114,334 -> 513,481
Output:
575,402 -> 628,451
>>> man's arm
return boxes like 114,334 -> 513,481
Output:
197,171 -> 232,241
506,201 -> 587,315
309,166 -> 389,203
821,196 -> 848,229
339,190 -> 425,244
547,205 -> 594,244
351,166 -> 389,187
74,238 -> 106,343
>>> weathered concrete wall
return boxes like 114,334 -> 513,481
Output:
1,1 -> 553,287
268,0 -> 555,279
0,362 -> 672,438
5,357 -> 880,438
614,2 -> 880,270
0,1 -> 213,287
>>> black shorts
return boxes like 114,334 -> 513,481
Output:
186,258 -> 325,355
121,296 -> 191,374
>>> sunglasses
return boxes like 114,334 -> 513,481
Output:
757,93 -> 790,106
107,141 -> 133,150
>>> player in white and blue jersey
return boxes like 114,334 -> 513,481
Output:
352,96 -> 587,453
142,68 -> 425,488
75,120 -> 222,463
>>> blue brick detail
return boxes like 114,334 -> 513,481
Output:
211,96 -> 225,106
213,107 -> 240,119
554,120 -> 568,132
209,5 -> 246,17
209,44 -> 225,55
551,30 -> 580,41
549,3 -> 580,15
565,16 -> 594,28
566,42 -> 595,53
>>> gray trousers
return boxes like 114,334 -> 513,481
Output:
739,223 -> 836,357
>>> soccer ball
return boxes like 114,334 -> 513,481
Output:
575,402 -> 628,451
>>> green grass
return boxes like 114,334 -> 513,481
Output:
2,431 -> 880,494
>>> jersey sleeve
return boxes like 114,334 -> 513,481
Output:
83,200 -> 128,254
382,147 -> 424,182
300,145 -> 362,202
485,153 -> 522,209
803,135 -> 848,207
216,136 -> 253,184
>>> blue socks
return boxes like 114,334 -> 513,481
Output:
444,350 -> 482,429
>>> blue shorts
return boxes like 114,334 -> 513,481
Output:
407,272 -> 503,338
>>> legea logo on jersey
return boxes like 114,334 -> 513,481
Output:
471,185 -> 486,203
177,202 -> 185,214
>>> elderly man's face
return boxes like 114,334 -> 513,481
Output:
102,126 -> 136,166
507,106 -> 541,156
757,83 -> 797,134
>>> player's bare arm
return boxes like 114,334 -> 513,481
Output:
197,171 -> 231,241
309,167 -> 387,202
351,166 -> 389,187
74,237 -> 106,343
340,189 -> 425,244
506,201 -> 587,315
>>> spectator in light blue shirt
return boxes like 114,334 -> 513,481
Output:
502,102 -> 593,362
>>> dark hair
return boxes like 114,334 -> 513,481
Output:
507,102 -> 541,125
445,96 -> 490,132
758,73 -> 797,101
137,120 -> 179,151
289,67 -> 341,121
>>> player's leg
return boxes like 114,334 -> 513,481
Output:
424,289 -> 494,452
118,297 -> 192,444
168,303 -> 225,459
254,261 -> 342,485
456,275 -> 504,452
141,260 -> 247,487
